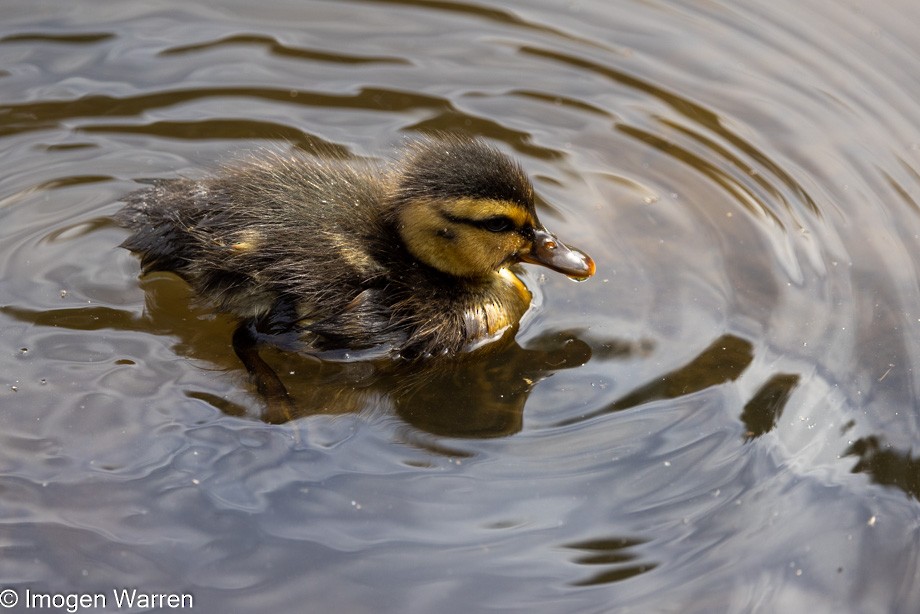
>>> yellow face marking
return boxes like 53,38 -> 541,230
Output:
438,197 -> 535,229
397,197 -> 538,278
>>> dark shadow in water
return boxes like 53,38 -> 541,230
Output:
505,89 -> 615,119
845,436 -> 920,502
0,33 -> 114,44
408,113 -> 564,160
0,82 -> 561,160
365,0 -> 612,51
159,34 -> 409,65
555,333 -> 754,427
564,535 -> 657,586
78,119 -> 339,149
0,86 -> 451,139
1,304 -> 140,332
740,373 -> 800,441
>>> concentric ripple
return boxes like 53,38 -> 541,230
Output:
2,1 -> 920,612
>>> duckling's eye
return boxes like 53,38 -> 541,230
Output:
480,216 -> 515,233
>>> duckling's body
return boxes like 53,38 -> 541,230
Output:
117,137 -> 593,359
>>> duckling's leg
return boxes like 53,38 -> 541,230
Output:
232,320 -> 295,423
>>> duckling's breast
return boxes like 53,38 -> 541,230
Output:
460,268 -> 532,351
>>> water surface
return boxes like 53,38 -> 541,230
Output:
2,1 -> 920,612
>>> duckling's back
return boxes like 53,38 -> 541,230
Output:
116,152 -> 391,324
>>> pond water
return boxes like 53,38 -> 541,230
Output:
2,0 -> 920,612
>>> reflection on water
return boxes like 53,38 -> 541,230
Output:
741,373 -> 800,441
612,335 -> 750,413
159,34 -> 411,65
389,332 -> 593,438
3,0 -> 920,612
5,271 -> 600,438
565,536 -> 656,587
846,436 -> 920,502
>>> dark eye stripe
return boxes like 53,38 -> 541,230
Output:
440,212 -> 518,233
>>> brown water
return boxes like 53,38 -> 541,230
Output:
2,1 -> 920,612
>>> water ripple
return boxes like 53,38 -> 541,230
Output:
0,32 -> 114,45
3,0 -> 920,611
159,33 -> 410,65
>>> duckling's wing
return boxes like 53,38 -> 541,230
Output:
302,288 -> 407,352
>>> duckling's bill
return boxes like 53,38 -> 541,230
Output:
520,227 -> 596,281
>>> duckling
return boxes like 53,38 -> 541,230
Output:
116,136 -> 594,362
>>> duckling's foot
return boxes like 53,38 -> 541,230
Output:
232,321 -> 295,423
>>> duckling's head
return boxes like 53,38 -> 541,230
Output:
391,137 -> 595,281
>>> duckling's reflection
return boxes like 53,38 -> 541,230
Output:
2,272 -> 596,437
391,330 -> 592,437
147,272 -> 600,436
243,322 -> 593,436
